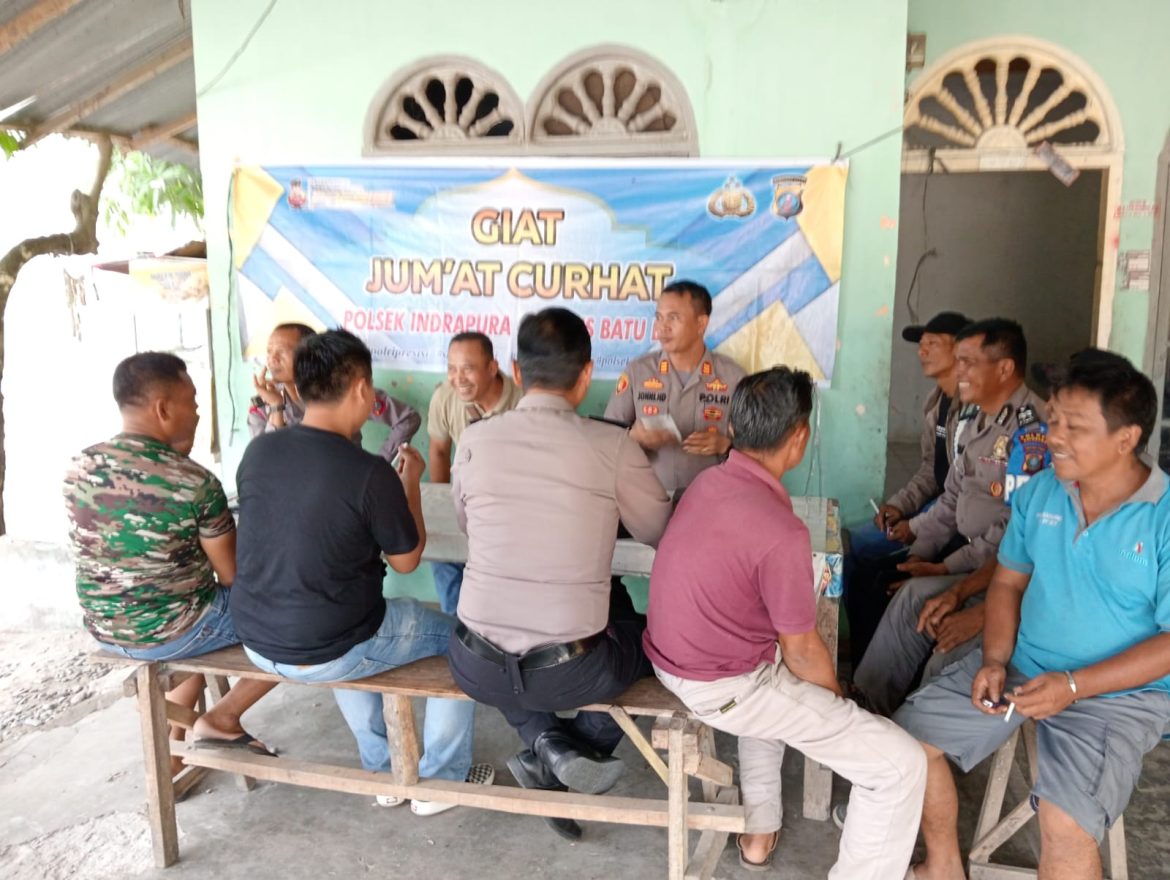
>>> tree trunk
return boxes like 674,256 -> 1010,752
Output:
0,136 -> 112,536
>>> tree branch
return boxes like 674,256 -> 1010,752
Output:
0,134 -> 113,535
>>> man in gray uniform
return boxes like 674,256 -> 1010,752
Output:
854,318 -> 1049,715
448,307 -> 671,841
605,279 -> 746,496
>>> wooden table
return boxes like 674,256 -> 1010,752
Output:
418,483 -> 844,821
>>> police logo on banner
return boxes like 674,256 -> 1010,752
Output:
771,175 -> 807,220
1004,422 -> 1051,503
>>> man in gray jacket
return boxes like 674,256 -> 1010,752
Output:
853,318 -> 1050,715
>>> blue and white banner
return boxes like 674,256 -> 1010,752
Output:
231,159 -> 847,380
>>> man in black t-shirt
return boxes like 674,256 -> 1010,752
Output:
231,329 -> 492,816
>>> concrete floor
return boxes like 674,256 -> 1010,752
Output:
2,673 -> 1169,880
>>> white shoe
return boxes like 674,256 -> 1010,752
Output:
375,794 -> 405,807
410,763 -> 495,816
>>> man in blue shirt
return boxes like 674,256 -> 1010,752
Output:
895,352 -> 1170,880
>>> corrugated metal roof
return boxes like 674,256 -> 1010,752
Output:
0,0 -> 197,164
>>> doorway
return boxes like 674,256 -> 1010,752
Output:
887,168 -> 1103,444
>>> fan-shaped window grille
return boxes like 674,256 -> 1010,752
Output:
527,46 -> 698,156
904,37 -> 1122,157
364,57 -> 525,155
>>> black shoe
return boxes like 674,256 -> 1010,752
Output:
532,730 -> 625,795
507,749 -> 583,841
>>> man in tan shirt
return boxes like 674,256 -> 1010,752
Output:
448,308 -> 671,841
426,332 -> 523,612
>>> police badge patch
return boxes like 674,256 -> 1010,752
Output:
1004,420 -> 1051,503
615,373 -> 629,394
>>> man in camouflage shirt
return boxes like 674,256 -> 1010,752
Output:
65,352 -> 275,767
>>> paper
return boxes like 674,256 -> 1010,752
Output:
639,413 -> 682,442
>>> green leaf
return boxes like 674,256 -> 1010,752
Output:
100,147 -> 204,233
0,130 -> 23,158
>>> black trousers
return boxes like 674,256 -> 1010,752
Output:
843,533 -> 969,672
448,609 -> 651,754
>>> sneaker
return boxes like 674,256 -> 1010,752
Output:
375,794 -> 405,808
832,803 -> 847,830
410,763 -> 495,816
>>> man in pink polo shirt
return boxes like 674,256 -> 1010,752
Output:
645,367 -> 927,878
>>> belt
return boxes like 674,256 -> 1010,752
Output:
455,622 -> 603,671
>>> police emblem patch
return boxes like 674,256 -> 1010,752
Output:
990,481 -> 1004,498
770,175 -> 806,220
615,373 -> 629,394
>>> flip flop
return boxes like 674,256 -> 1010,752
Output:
736,831 -> 779,872
193,733 -> 277,758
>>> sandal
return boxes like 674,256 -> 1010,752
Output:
193,732 -> 277,758
736,831 -> 779,871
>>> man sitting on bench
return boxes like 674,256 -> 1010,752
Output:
448,307 -> 672,841
645,367 -> 927,877
895,353 -> 1170,880
64,352 -> 276,772
229,329 -> 491,816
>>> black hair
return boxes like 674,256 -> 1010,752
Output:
729,367 -> 814,452
661,279 -> 713,317
112,352 -> 190,409
1051,352 -> 1157,452
449,331 -> 494,361
515,308 -> 591,392
293,329 -> 372,404
273,322 -> 316,342
955,318 -> 1027,376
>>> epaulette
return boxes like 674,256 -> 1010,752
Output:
958,403 -> 980,421
1017,403 -> 1040,428
994,403 -> 1013,427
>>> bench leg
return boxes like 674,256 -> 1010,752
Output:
684,725 -> 736,880
204,675 -> 256,791
137,663 -> 179,867
383,694 -> 420,785
1104,815 -> 1129,880
667,719 -> 689,880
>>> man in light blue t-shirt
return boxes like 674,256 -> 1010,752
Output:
895,352 -> 1170,880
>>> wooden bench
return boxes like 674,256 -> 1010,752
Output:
98,645 -> 746,879
969,722 -> 1129,880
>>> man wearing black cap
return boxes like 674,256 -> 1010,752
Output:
844,311 -> 969,670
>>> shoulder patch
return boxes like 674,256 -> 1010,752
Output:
615,373 -> 629,394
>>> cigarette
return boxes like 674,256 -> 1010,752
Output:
868,498 -> 881,516
1004,702 -> 1016,723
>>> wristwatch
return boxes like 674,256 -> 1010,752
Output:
269,403 -> 286,413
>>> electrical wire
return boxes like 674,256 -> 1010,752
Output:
197,0 -> 279,98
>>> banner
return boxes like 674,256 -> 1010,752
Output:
231,159 -> 847,380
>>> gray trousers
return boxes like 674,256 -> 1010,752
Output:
655,654 -> 926,880
854,574 -> 983,717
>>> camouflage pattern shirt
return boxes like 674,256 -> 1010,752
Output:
63,433 -> 235,646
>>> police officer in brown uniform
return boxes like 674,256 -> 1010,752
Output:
848,318 -> 1048,675
448,307 -> 671,841
604,280 -> 747,496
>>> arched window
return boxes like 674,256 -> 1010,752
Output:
363,56 -> 525,155
526,45 -> 698,156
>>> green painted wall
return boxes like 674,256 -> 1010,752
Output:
191,0 -> 910,599
908,0 -> 1170,365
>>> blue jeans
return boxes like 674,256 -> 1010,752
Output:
245,598 -> 474,781
96,587 -> 240,661
431,562 -> 465,615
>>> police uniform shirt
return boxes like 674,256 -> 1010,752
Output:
603,347 -> 747,494
453,394 -> 672,654
885,386 -> 960,515
909,383 -> 1049,574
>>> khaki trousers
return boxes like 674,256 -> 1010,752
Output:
655,653 -> 926,880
